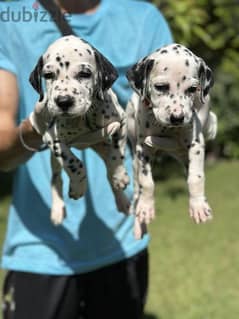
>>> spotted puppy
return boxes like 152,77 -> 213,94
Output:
29,35 -> 130,225
127,43 -> 217,238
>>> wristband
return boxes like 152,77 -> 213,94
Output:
19,121 -> 47,152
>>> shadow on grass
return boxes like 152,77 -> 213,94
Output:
153,156 -> 184,181
163,184 -> 187,200
144,313 -> 160,319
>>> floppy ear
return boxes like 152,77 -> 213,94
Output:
94,50 -> 118,100
29,56 -> 44,101
198,59 -> 214,104
126,58 -> 154,100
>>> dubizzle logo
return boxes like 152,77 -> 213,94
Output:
0,2 -> 71,22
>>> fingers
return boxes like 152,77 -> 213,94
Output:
105,121 -> 121,136
29,99 -> 49,135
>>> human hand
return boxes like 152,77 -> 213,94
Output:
144,136 -> 181,152
29,98 -> 50,135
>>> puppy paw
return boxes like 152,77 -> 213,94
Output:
189,197 -> 213,224
68,176 -> 87,200
135,198 -> 155,225
110,167 -> 130,190
51,206 -> 66,225
133,217 -> 147,240
114,190 -> 131,214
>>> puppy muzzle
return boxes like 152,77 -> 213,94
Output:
54,95 -> 75,112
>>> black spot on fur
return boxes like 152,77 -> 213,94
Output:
61,153 -> 67,160
185,60 -> 189,67
144,155 -> 150,162
142,169 -> 148,175
160,50 -> 168,54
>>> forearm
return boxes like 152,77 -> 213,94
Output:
0,119 -> 43,171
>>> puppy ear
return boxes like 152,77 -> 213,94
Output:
94,51 -> 118,99
198,59 -> 214,104
29,56 -> 44,101
127,58 -> 154,99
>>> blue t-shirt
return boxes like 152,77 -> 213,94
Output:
0,0 -> 173,275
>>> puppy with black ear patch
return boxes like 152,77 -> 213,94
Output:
29,35 -> 130,225
127,43 -> 217,239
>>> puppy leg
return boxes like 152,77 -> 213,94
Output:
43,130 -> 87,200
92,118 -> 130,214
50,153 -> 66,225
134,143 -> 155,239
187,116 -> 213,223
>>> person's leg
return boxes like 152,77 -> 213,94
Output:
82,249 -> 149,319
2,271 -> 83,319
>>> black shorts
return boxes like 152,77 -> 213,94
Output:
2,249 -> 148,319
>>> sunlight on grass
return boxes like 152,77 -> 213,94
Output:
146,161 -> 239,319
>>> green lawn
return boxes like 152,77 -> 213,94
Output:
0,161 -> 239,319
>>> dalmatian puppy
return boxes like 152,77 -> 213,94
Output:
126,43 -> 217,239
29,35 -> 130,225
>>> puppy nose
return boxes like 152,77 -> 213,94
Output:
170,113 -> 184,125
55,95 -> 74,111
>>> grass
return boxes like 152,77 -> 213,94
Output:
146,160 -> 239,319
0,161 -> 239,319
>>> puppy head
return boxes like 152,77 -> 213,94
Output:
30,35 -> 118,118
127,43 -> 213,127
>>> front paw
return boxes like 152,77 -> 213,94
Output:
189,197 -> 213,224
51,205 -> 66,225
110,167 -> 130,190
134,217 -> 147,240
135,197 -> 155,225
69,176 -> 87,200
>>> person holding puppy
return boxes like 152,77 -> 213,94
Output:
0,0 -> 172,318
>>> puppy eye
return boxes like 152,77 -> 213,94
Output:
76,70 -> 92,79
43,72 -> 55,80
154,84 -> 170,93
186,86 -> 197,94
